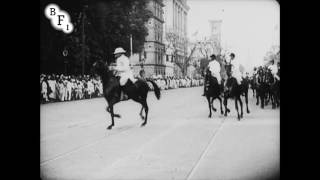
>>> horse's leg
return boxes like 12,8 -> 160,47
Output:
235,98 -> 240,120
271,91 -> 276,109
261,93 -> 265,109
141,100 -> 149,127
106,106 -> 121,118
245,91 -> 250,114
239,96 -> 243,119
107,105 -> 115,129
139,106 -> 145,120
265,91 -> 270,106
211,97 -> 217,112
256,91 -> 260,106
218,97 -> 224,115
223,97 -> 228,117
207,96 -> 212,118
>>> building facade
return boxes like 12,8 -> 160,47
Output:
209,20 -> 222,55
131,0 -> 166,78
163,0 -> 190,77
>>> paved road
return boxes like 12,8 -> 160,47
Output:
40,86 -> 279,180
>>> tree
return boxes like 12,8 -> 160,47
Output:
197,36 -> 222,59
40,0 -> 152,74
198,41 -> 211,59
165,30 -> 179,62
176,40 -> 197,76
263,45 -> 280,66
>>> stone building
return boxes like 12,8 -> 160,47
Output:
163,0 -> 190,77
131,0 -> 166,78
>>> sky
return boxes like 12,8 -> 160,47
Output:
187,0 -> 279,72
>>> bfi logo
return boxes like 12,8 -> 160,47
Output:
44,4 -> 73,34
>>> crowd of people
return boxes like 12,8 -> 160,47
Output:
146,76 -> 204,91
40,74 -> 204,104
40,74 -> 103,104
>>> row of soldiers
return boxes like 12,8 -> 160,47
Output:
202,52 -> 280,95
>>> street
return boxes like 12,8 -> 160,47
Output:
40,86 -> 279,180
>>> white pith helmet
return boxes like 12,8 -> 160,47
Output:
113,47 -> 126,54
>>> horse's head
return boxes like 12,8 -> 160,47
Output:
224,77 -> 237,96
92,60 -> 108,77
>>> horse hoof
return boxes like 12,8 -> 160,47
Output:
247,110 -> 250,114
221,111 -> 224,115
107,125 -> 113,130
114,114 -> 121,118
141,122 -> 146,127
212,108 -> 217,112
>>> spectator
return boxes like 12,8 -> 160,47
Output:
48,75 -> 57,101
66,77 -> 73,101
40,76 -> 50,102
40,73 -> 204,104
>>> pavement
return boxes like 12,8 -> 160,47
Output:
40,86 -> 279,180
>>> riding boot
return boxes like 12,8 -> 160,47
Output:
202,82 -> 207,96
119,86 -> 129,101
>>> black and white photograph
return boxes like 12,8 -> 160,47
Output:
40,0 -> 280,179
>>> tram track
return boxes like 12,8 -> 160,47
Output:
185,116 -> 226,180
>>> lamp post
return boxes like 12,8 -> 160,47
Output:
81,4 -> 88,75
63,49 -> 68,74
130,34 -> 133,57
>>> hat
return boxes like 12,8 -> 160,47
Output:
210,54 -> 216,59
113,47 -> 126,54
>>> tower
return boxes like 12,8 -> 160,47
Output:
209,20 -> 222,55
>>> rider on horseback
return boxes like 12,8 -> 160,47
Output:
268,59 -> 280,81
225,53 -> 244,86
202,54 -> 222,96
112,47 -> 137,99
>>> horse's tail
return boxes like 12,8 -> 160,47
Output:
146,80 -> 161,100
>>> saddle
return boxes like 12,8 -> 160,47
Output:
119,78 -> 139,101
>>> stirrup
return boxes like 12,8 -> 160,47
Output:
120,91 -> 129,101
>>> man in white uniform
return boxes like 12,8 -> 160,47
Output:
228,53 -> 244,85
202,54 -> 222,96
108,47 -> 137,100
268,59 -> 280,81
113,47 -> 137,86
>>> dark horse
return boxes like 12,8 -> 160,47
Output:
223,64 -> 250,120
204,69 -> 224,118
249,76 -> 257,97
255,67 -> 269,109
92,60 -> 161,129
265,69 -> 280,109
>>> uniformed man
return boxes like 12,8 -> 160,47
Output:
113,47 -> 137,86
226,53 -> 244,86
202,54 -> 222,96
268,59 -> 280,81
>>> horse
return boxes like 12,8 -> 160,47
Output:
255,67 -> 269,109
204,69 -> 224,118
265,69 -> 280,109
223,74 -> 250,120
92,60 -> 161,129
249,76 -> 257,97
